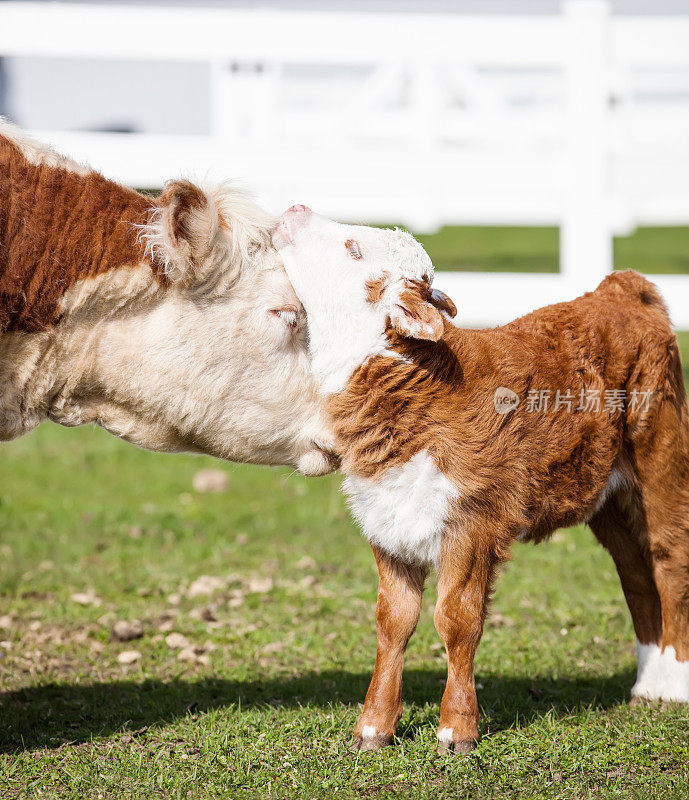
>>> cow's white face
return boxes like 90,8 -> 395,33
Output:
47,255 -> 337,475
275,205 -> 453,394
30,187 -> 339,476
0,121 -> 336,474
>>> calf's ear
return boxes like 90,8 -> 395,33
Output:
388,279 -> 445,341
428,287 -> 457,318
147,180 -> 225,286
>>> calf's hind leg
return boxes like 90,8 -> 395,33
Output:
353,545 -> 426,751
588,492 -> 664,702
601,439 -> 689,701
641,483 -> 689,703
629,396 -> 689,703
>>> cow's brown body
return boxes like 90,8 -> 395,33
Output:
328,271 -> 689,751
0,134 -> 156,332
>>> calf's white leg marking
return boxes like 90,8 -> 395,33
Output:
437,727 -> 454,744
631,640 -> 689,703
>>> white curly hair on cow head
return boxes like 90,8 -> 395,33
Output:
140,180 -> 276,295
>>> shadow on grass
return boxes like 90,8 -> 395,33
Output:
0,668 -> 635,753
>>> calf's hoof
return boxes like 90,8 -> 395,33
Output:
631,695 -> 685,712
352,733 -> 392,753
437,726 -> 477,756
352,727 -> 393,752
629,695 -> 653,708
436,738 -> 476,756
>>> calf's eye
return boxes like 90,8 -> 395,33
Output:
345,239 -> 363,260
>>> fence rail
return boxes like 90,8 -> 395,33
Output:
1,0 -> 689,325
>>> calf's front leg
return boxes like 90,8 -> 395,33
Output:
353,544 -> 426,751
434,533 -> 496,755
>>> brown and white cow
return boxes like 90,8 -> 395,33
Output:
276,204 -> 689,754
0,120 -> 336,475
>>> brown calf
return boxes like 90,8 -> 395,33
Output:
275,207 -> 689,755
338,271 -> 689,752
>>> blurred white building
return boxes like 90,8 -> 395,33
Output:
1,0 -> 688,324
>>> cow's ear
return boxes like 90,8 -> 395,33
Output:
146,180 -> 224,286
387,279 -> 445,341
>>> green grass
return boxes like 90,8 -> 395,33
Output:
1,424 -> 689,799
416,226 -> 561,272
416,225 -> 689,274
3,226 -> 689,798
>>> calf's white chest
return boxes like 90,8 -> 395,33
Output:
343,450 -> 458,566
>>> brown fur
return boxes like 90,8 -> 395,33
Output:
352,545 -> 426,749
389,280 -> 444,341
339,270 -> 689,750
0,134 -> 160,332
365,274 -> 389,304
428,286 -> 457,318
0,122 -> 336,482
157,180 -> 213,272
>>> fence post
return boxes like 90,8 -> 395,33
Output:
561,0 -> 612,288
211,60 -> 278,145
407,60 -> 442,232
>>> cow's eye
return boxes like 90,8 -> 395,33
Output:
345,239 -> 363,260
270,306 -> 299,330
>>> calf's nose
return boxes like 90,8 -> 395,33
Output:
287,204 -> 311,217
277,204 -> 312,244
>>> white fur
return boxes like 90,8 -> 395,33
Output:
344,450 -> 459,566
308,298 -> 390,395
380,348 -> 414,366
299,274 -> 426,395
361,725 -> 378,739
139,182 -> 275,289
0,127 -> 337,475
437,727 -> 454,744
633,641 -> 660,699
27,264 -> 333,474
632,641 -> 689,703
276,210 -> 447,559
277,211 -> 433,394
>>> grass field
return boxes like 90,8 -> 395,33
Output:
417,225 -> 689,274
2,227 -> 689,799
3,426 -> 689,800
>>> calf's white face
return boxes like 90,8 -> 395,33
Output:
275,205 -> 453,394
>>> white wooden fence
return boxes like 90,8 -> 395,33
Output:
1,1 -> 689,325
